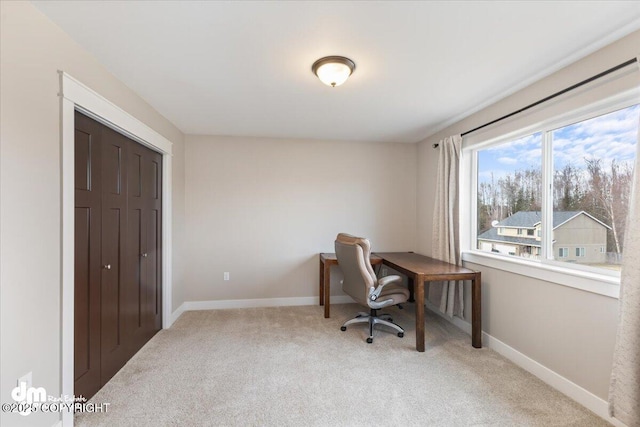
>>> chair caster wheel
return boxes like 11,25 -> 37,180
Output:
340,326 -> 347,331
398,332 -> 404,338
366,338 -> 373,344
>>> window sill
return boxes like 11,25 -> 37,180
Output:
461,250 -> 620,299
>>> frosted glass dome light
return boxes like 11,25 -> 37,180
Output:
312,56 -> 356,87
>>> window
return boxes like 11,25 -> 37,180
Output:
474,102 -> 639,277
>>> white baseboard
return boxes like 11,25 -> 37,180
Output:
172,295 -> 356,319
169,302 -> 186,326
423,304 -> 626,427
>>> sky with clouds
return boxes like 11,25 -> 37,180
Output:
478,104 -> 639,184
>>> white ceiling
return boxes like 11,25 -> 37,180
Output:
33,1 -> 640,143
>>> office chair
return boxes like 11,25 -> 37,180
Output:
335,233 -> 409,344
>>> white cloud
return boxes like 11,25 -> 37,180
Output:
497,156 -> 518,165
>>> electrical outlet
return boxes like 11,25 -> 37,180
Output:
17,372 -> 32,389
223,272 -> 230,281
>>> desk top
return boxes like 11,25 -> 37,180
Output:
320,253 -> 383,264
374,252 -> 478,279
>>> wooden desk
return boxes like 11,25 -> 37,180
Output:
318,253 -> 382,318
319,252 -> 481,352
376,252 -> 481,352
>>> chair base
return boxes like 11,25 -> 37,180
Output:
340,308 -> 404,343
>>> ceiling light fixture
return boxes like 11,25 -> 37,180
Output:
311,56 -> 356,87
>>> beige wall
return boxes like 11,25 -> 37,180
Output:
0,3 -> 185,426
417,30 -> 639,400
184,135 -> 417,302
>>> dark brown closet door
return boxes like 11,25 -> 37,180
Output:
74,111 -> 162,400
145,147 -> 163,337
99,127 -> 130,384
74,112 -> 102,400
126,143 -> 163,353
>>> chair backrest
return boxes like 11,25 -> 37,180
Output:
334,233 -> 377,307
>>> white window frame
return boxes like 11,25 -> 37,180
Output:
559,248 -> 569,258
461,88 -> 640,299
576,247 -> 586,257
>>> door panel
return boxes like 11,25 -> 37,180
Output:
151,159 -> 159,200
103,142 -> 122,195
101,208 -> 122,354
74,207 -> 94,379
128,208 -> 144,330
74,130 -> 92,192
130,153 -> 142,198
147,209 -> 161,329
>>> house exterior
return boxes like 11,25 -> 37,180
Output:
477,211 -> 611,264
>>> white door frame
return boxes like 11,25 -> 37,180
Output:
59,72 -> 173,427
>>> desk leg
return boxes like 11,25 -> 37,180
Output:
407,277 -> 415,302
319,258 -> 324,306
472,272 -> 482,348
415,274 -> 425,352
323,262 -> 331,318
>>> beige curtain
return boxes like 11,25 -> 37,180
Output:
608,117 -> 640,426
429,135 -> 463,317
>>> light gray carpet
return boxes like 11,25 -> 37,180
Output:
77,303 -> 609,426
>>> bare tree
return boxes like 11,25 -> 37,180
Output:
553,163 -> 586,211
584,158 -> 633,254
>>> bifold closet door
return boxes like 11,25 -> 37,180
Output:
99,127 -> 130,385
74,113 -> 103,399
74,111 -> 162,400
126,142 -> 163,353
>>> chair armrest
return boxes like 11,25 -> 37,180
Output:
369,275 -> 402,301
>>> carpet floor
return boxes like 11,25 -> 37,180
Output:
76,303 -> 609,426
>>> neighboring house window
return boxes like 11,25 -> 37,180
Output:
474,102 -> 638,277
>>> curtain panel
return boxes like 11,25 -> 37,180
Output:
429,135 -> 463,317
608,115 -> 640,426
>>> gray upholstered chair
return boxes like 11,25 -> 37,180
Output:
335,233 -> 409,344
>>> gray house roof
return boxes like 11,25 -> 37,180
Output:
477,228 -> 541,247
497,211 -> 581,228
490,210 -> 611,230
478,210 -> 611,245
